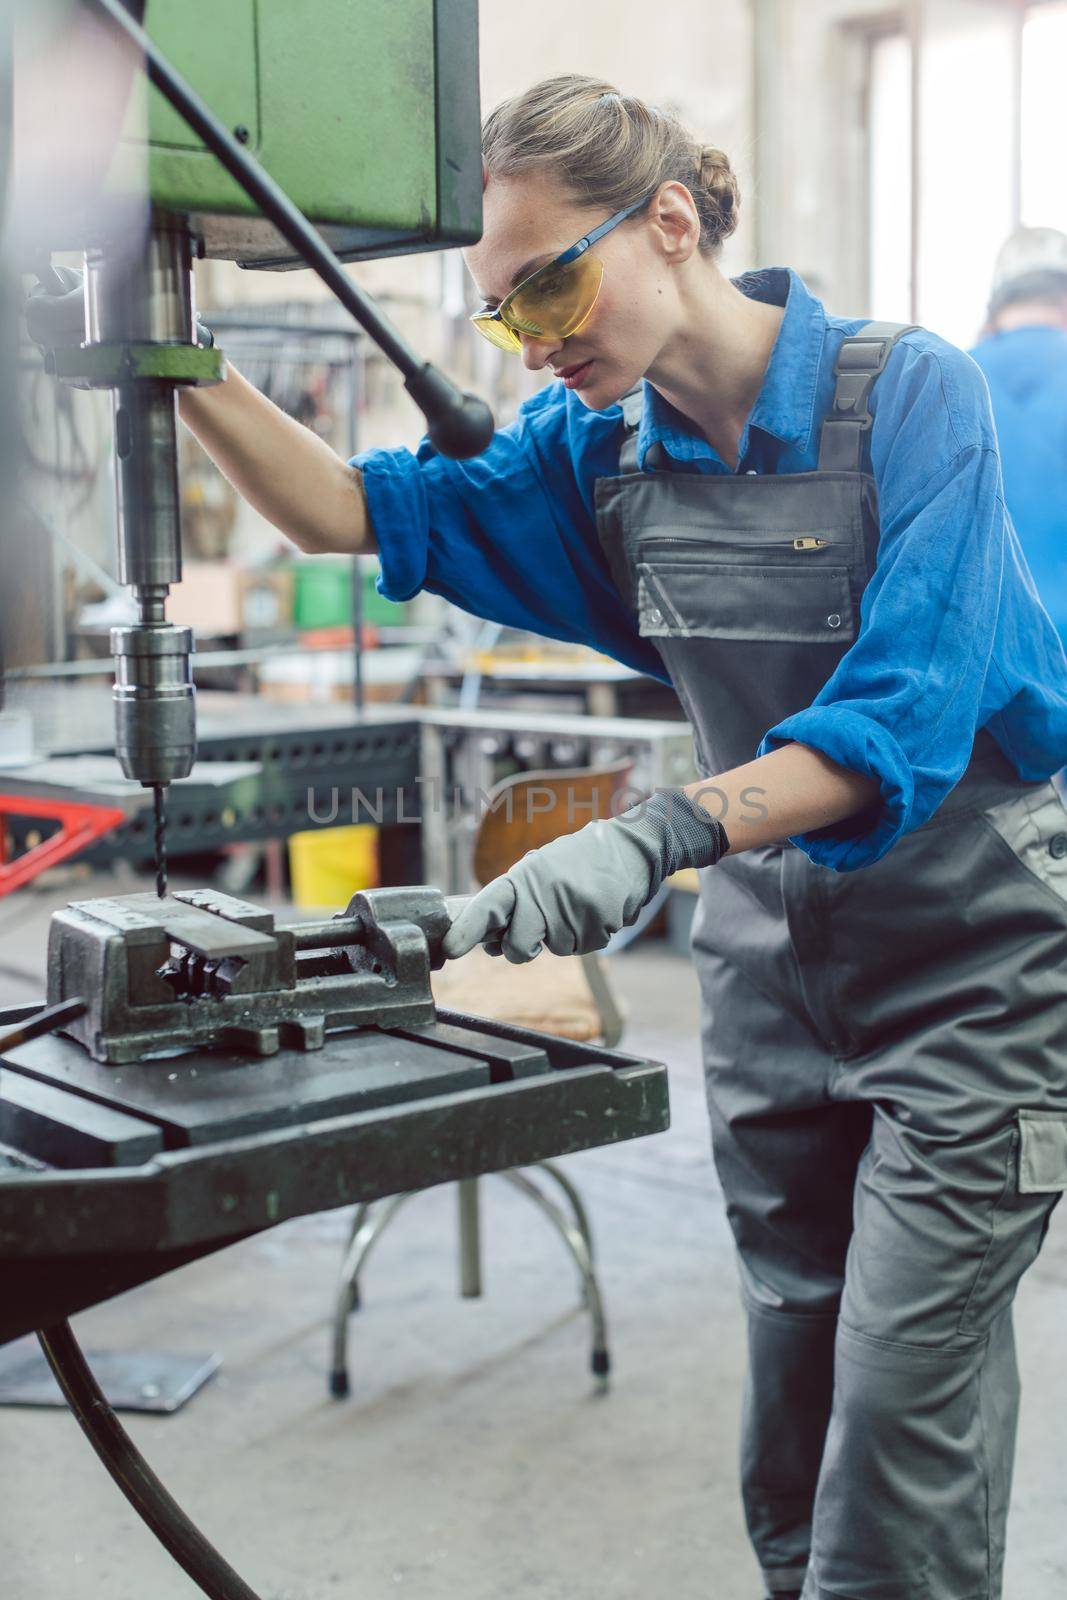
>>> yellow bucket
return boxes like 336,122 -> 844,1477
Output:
288,824 -> 379,910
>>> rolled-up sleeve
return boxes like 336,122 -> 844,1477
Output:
357,447 -> 433,602
352,394 -> 663,675
355,407 -> 584,627
759,344 -> 1010,871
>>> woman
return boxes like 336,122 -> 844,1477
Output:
181,77 -> 1067,1600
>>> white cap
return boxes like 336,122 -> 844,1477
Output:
990,226 -> 1067,308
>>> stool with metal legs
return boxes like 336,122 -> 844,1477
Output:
328,1159 -> 607,1398
327,762 -> 634,1403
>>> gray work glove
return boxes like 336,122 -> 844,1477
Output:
443,790 -> 728,963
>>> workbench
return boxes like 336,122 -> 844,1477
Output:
1,685 -> 697,891
0,884 -> 671,1346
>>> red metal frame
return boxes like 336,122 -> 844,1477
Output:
0,792 -> 126,896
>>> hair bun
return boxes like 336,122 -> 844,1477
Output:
696,145 -> 740,240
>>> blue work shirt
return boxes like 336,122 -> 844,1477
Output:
356,269 -> 1067,871
970,324 -> 1067,647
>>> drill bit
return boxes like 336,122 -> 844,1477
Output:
153,783 -> 168,899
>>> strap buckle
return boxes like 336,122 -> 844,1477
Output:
817,321 -> 918,474
829,337 -> 895,430
835,335 -> 893,375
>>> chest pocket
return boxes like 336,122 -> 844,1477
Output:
635,533 -> 858,646
595,470 -> 879,774
594,321 -> 913,775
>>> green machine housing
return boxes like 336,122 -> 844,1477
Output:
137,0 -> 481,267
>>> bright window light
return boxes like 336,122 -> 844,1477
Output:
915,8 -> 1015,348
868,32 -> 912,322
1021,2 -> 1067,230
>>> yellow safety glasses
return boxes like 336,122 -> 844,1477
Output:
470,193 -> 654,354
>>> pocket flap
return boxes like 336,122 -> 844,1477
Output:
635,561 -> 857,645
1018,1111 -> 1067,1193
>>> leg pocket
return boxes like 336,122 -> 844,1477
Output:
981,781 -> 1067,914
957,1112 -> 1065,1336
1018,1109 -> 1067,1193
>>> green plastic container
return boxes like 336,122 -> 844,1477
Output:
292,559 -> 405,631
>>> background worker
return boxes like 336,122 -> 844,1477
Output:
177,78 -> 1067,1600
970,226 -> 1067,653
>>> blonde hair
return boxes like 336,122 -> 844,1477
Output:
481,74 -> 740,254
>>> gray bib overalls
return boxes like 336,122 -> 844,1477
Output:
595,325 -> 1067,1600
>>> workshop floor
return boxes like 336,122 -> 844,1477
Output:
1,866 -> 1065,1600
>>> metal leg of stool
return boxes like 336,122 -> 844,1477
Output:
329,1192 -> 414,1400
500,1168 -> 610,1388
533,1160 -> 595,1264
339,1201 -> 372,1313
457,1177 -> 482,1299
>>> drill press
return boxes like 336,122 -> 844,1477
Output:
40,0 -> 489,895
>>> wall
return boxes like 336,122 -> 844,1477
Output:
752,0 -> 906,314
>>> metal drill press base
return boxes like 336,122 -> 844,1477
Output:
0,886 -> 670,1346
0,1339 -> 220,1414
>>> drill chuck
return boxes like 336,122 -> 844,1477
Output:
111,622 -> 196,786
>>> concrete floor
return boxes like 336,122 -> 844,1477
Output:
1,864 -> 1065,1600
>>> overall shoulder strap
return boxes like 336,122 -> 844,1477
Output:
817,320 -> 918,473
618,386 -> 644,474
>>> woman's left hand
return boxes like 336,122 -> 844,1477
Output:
442,791 -> 728,963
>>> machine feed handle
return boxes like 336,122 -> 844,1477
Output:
86,0 -> 496,461
0,998 -> 87,1055
405,368 -> 496,461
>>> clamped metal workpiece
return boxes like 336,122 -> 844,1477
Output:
47,885 -> 452,1064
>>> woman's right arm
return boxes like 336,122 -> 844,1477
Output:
178,363 -> 376,555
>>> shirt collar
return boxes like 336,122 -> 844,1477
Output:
635,268 -> 826,471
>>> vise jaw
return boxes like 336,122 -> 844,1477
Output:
46,886 -> 452,1065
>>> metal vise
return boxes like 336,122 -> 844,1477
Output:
46,886 -> 452,1065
